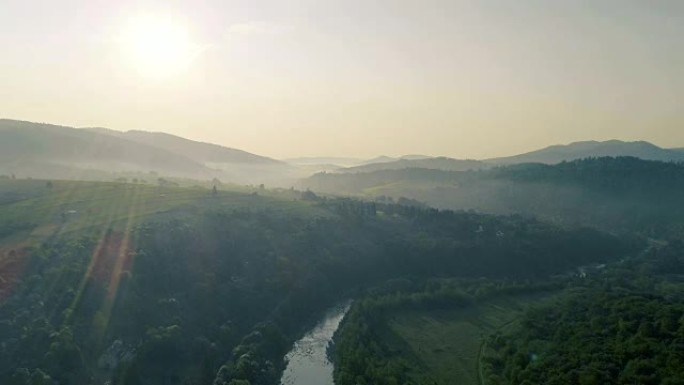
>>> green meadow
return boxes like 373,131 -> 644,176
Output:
377,293 -> 560,385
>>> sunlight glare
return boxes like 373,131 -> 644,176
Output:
118,14 -> 199,79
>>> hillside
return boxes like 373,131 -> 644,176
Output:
283,157 -> 363,168
359,155 -> 397,165
89,128 -> 281,165
302,157 -> 684,235
357,154 -> 433,166
0,120 -> 211,179
333,243 -> 684,385
0,179 -> 634,385
338,157 -> 489,173
90,127 -> 308,185
487,140 -> 684,164
0,120 -> 307,186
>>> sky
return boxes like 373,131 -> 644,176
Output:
1,0 -> 683,159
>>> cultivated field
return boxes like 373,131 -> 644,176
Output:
385,293 -> 559,385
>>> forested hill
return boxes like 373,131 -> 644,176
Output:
302,157 -> 684,236
331,241 -> 684,385
0,179 -> 637,385
491,157 -> 684,190
306,157 -> 684,196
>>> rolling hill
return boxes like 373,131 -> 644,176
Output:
0,119 -> 304,185
0,178 -> 635,385
302,157 -> 684,235
338,157 -> 489,173
283,157 -> 363,168
89,127 -> 281,165
89,127 -> 304,185
487,140 -> 684,164
0,119 -> 211,179
358,154 -> 433,166
5,119 -> 684,188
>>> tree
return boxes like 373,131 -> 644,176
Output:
301,190 -> 319,201
212,185 -> 218,196
227,380 -> 250,385
10,368 -> 52,385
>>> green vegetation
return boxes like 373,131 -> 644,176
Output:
0,179 -> 635,385
484,288 -> 684,384
483,242 -> 684,385
0,179 -> 313,242
332,279 -> 564,385
333,242 -> 684,385
388,293 -> 556,385
304,157 -> 684,237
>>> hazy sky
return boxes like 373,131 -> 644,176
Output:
1,0 -> 682,159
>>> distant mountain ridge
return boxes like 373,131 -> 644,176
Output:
338,157 -> 489,173
3,119 -> 684,186
290,140 -> 684,175
302,156 -> 684,235
0,119 -> 211,178
283,157 -> 363,168
359,154 -> 432,166
0,119 -> 294,184
488,140 -> 684,164
283,154 -> 436,170
88,128 -> 281,165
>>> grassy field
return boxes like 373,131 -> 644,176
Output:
384,293 -> 559,385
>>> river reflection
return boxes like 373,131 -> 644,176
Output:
280,301 -> 351,385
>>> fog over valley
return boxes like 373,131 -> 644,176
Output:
2,1 -> 684,384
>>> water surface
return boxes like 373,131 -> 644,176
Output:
280,302 -> 351,385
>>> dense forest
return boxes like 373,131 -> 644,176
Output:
0,179 -> 637,385
303,157 -> 684,237
483,288 -> 684,384
332,241 -> 684,385
483,242 -> 684,385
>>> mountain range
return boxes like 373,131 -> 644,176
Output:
2,119 -> 683,185
302,157 -> 684,235
88,127 -> 280,165
337,157 -> 489,173
327,140 -> 684,174
0,119 -> 210,179
487,139 -> 684,164
0,119 -> 295,184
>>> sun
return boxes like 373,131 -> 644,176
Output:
119,14 -> 199,79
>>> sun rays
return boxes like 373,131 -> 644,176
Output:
63,183 -> 146,339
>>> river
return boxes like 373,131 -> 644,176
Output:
280,301 -> 351,385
